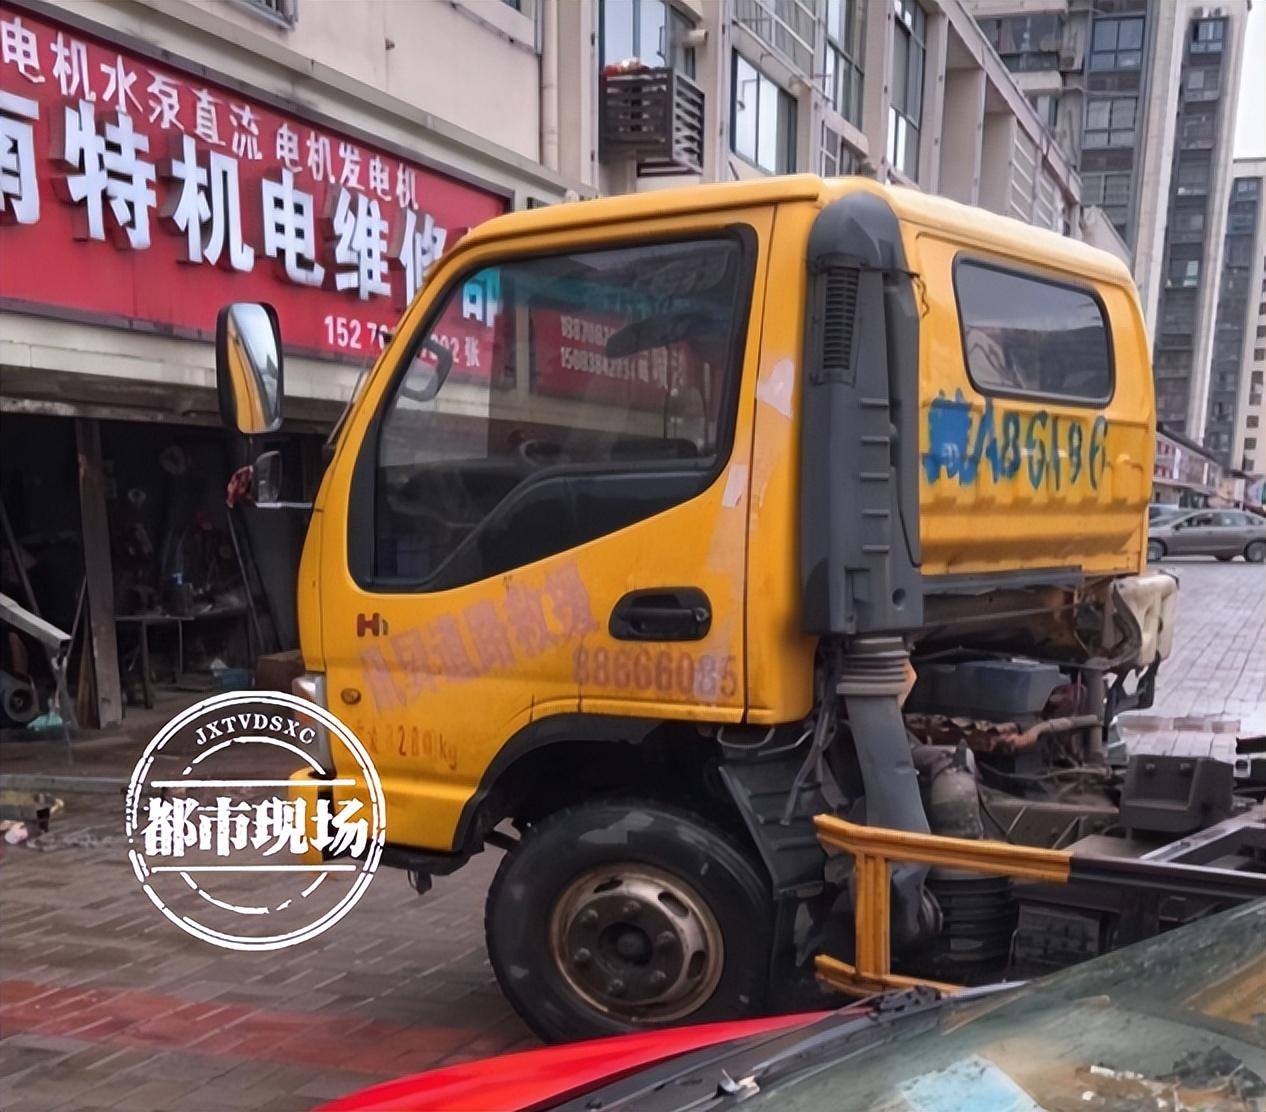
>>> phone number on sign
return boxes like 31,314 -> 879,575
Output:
573,647 -> 738,700
323,315 -> 391,352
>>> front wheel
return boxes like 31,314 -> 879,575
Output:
1246,540 -> 1266,564
485,800 -> 773,1043
1146,540 -> 1166,563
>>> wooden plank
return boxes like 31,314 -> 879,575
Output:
75,419 -> 123,728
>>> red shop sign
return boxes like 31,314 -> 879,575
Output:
0,5 -> 508,360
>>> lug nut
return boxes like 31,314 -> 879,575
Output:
621,901 -> 640,919
607,979 -> 626,997
572,948 -> 591,966
578,909 -> 599,927
656,931 -> 676,949
649,971 -> 668,988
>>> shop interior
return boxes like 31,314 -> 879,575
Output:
1,412 -> 313,740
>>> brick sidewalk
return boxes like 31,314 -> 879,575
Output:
1,557 -> 1261,1111
0,783 -> 534,1111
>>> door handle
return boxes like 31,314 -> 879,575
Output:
609,588 -> 712,642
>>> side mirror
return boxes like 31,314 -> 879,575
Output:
216,303 -> 284,435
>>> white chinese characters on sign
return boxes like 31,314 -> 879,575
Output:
393,206 -> 449,306
1,14 -> 44,83
1,24 -> 480,322
57,100 -> 156,248
161,134 -> 254,270
330,186 -> 390,300
0,90 -> 39,224
261,168 -> 325,286
51,31 -> 92,99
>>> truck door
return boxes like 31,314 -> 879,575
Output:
316,213 -> 772,853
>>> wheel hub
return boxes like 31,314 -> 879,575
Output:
549,864 -> 724,1023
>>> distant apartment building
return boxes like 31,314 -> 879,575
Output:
1241,278 -> 1266,476
1208,159 -> 1265,469
966,0 -> 1250,446
588,0 -> 1080,230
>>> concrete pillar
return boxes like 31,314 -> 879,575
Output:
939,66 -> 985,205
979,112 -> 1015,217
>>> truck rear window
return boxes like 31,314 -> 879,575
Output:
954,260 -> 1113,404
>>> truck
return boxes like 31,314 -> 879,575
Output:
214,175 -> 1266,1043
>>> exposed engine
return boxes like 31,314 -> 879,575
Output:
894,651 -> 1245,983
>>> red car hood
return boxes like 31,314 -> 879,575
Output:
320,1012 -> 825,1112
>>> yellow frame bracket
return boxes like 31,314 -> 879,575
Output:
813,815 -> 1072,998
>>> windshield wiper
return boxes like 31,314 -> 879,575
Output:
712,987 -> 948,1100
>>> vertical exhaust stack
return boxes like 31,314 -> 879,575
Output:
802,190 -> 935,947
837,636 -> 935,948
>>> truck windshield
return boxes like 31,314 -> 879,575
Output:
372,236 -> 747,588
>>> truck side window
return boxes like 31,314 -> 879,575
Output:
954,259 -> 1113,404
370,236 -> 748,588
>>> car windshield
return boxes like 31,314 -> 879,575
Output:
749,901 -> 1265,1111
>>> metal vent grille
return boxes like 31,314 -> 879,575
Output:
822,266 -> 860,377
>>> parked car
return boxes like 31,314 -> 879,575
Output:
323,900 -> 1266,1112
1148,508 -> 1266,563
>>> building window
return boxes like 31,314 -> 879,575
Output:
1184,66 -> 1220,99
236,0 -> 296,26
1246,437 -> 1259,450
1171,209 -> 1205,236
1175,158 -> 1210,196
1249,416 -> 1260,429
1191,18 -> 1224,53
1090,17 -> 1143,71
1029,93 -> 1058,129
888,0 -> 926,178
1180,109 -> 1216,146
978,13 -> 1064,72
954,261 -> 1113,404
819,122 -> 858,177
602,0 -> 695,75
1234,178 -> 1262,198
823,0 -> 865,126
1082,170 -> 1131,233
1167,255 -> 1200,288
1084,97 -> 1137,148
732,53 -> 797,174
1257,348 -> 1266,362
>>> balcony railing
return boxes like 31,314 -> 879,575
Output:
600,67 -> 706,175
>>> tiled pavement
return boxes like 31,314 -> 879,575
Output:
1,556 -> 1262,1111
0,763 -> 534,1111
1119,558 -> 1266,755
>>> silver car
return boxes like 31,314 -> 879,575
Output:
1147,508 -> 1266,563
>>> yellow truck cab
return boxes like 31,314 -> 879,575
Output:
216,174 -> 1228,1042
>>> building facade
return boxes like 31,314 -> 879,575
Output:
582,0 -> 1081,226
966,0 -> 1250,448
0,0 -> 1083,730
1209,158 -> 1265,468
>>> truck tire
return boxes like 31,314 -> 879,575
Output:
485,799 -> 773,1044
1146,540 -> 1165,563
